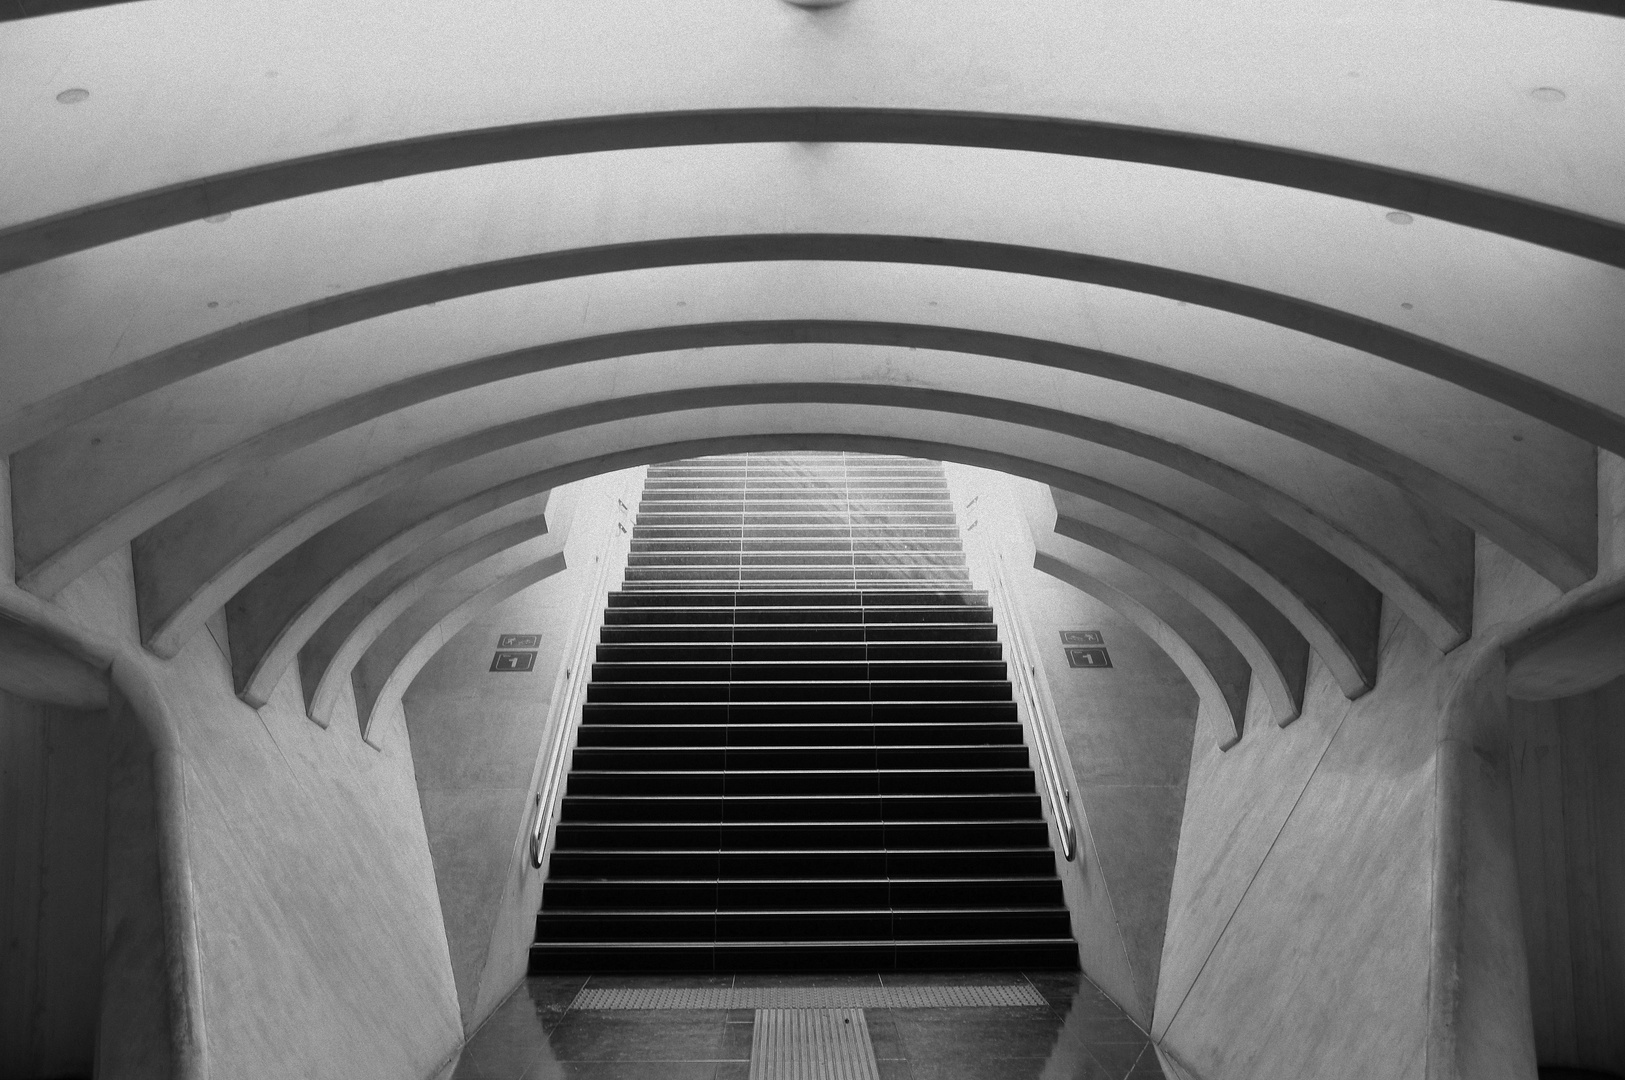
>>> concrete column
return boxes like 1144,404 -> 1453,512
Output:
1428,651 -> 1538,1080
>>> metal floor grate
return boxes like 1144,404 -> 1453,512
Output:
570,983 -> 1048,1010
752,1008 -> 879,1080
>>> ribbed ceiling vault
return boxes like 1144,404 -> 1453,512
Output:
2,0 -> 1620,746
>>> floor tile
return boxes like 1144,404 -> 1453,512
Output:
733,971 -> 883,987
864,1009 -> 907,1060
879,970 -> 1026,987
555,1063 -> 719,1080
583,973 -> 735,989
909,1058 -> 1052,1080
718,1020 -> 755,1059
1087,1039 -> 1152,1075
546,1010 -> 728,1062
892,1008 -> 1065,1062
453,969 -> 1156,1080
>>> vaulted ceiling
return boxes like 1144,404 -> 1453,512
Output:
2,0 -> 1620,740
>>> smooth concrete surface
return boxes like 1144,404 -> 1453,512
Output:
1509,681 -> 1625,1074
1506,591 -> 1625,700
49,549 -> 465,1080
1014,569 -> 1197,1031
403,470 -> 640,1035
1051,492 -> 1308,723
0,689 -> 108,1080
947,464 -> 1196,1029
1153,603 -> 1438,1079
1034,540 -> 1250,750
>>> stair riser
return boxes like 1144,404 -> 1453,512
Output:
559,794 -> 1045,823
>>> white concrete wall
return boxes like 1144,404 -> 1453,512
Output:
946,463 -> 1198,1029
400,468 -> 641,1035
50,549 -> 462,1080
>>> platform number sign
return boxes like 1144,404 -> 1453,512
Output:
491,633 -> 541,672
1060,631 -> 1111,669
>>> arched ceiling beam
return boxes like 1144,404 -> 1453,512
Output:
348,537 -> 568,746
226,487 -> 554,709
1048,472 -> 1380,700
1047,489 -> 1309,725
13,299 -> 1590,600
266,427 -> 1377,701
121,376 -> 1471,662
1033,537 -> 1249,751
306,511 -> 560,726
7,230 -> 1618,470
3,107 -> 1621,279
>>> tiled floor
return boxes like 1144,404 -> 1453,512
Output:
441,971 -> 1165,1080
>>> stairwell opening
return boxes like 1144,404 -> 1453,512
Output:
530,451 -> 1080,973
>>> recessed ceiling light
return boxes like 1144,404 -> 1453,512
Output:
1530,87 -> 1567,103
1385,212 -> 1413,225
55,88 -> 89,105
205,212 -> 232,223
782,0 -> 853,8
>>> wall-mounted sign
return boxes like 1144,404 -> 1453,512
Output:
498,633 -> 542,649
1060,630 -> 1104,646
490,650 -> 538,672
1065,646 -> 1112,669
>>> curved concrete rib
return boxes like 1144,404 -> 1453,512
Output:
347,537 -> 569,746
15,310 -> 1590,600
8,232 -> 1620,472
1032,537 -> 1250,751
198,418 -> 1373,701
122,381 -> 1468,662
1048,488 -> 1309,726
224,482 -> 554,709
3,108 -> 1619,280
304,511 -> 561,728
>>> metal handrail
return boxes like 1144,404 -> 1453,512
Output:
978,538 -> 1078,862
529,500 -> 633,869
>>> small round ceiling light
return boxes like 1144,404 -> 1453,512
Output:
1385,211 -> 1414,225
1530,87 -> 1567,103
781,0 -> 854,8
204,212 -> 232,223
55,88 -> 89,104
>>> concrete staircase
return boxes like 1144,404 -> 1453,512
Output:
530,452 -> 1078,972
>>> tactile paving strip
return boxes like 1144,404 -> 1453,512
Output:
571,983 -> 1048,1010
753,1008 -> 879,1080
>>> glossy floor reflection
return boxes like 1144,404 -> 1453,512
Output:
443,971 -> 1165,1080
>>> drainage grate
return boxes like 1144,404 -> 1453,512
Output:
752,1008 -> 879,1080
570,983 -> 1048,1010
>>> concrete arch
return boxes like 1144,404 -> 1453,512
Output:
12,299 -> 1590,600
3,107 -> 1620,277
346,537 -> 569,747
227,488 -> 555,709
1047,489 -> 1310,726
204,425 -> 1368,733
1033,536 -> 1251,751
122,381 -> 1469,662
305,512 -> 562,728
10,202 -> 1621,461
226,427 -> 1379,712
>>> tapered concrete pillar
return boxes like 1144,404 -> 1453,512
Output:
1428,651 -> 1538,1080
